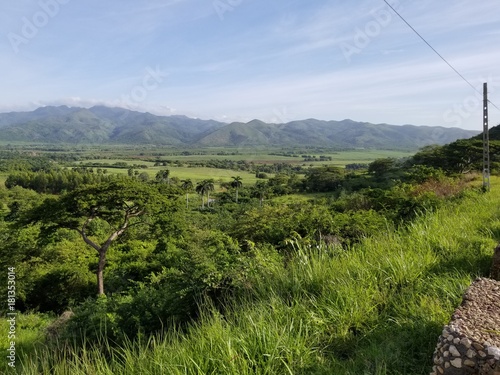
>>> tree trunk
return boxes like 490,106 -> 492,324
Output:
97,249 -> 106,295
186,193 -> 189,209
236,188 -> 239,203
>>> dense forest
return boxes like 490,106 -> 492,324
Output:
1,129 -> 500,374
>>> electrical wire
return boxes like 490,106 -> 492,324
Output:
383,0 -> 500,111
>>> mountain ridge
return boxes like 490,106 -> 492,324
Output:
0,106 -> 479,149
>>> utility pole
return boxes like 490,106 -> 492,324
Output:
483,82 -> 490,191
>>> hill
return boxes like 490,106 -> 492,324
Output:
198,119 -> 478,148
0,106 -> 479,148
472,124 -> 500,141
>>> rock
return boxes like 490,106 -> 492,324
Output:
473,343 -> 485,351
449,345 -> 461,357
430,278 -> 500,375
450,358 -> 462,368
464,359 -> 475,367
466,349 -> 476,358
488,346 -> 500,359
461,338 -> 472,348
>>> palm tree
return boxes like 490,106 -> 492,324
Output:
205,179 -> 215,207
231,176 -> 243,203
253,181 -> 269,207
181,179 -> 193,209
196,179 -> 215,208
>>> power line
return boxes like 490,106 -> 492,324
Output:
383,0 -> 500,111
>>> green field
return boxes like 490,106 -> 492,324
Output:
75,163 -> 261,184
71,149 -> 415,183
82,149 -> 414,165
0,148 -> 415,190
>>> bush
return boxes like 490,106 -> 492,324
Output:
62,230 -> 251,341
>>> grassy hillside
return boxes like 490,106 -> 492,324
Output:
6,179 -> 500,374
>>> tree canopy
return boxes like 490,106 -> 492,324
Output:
29,180 -> 167,295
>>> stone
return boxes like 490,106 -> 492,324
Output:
466,349 -> 476,358
461,338 -> 472,348
473,343 -> 485,351
449,345 -> 461,357
437,366 -> 444,374
479,351 -> 487,358
487,346 -> 500,359
448,335 -> 455,342
450,358 -> 462,368
444,351 -> 450,357
445,361 -> 450,369
464,359 -> 475,367
453,338 -> 461,344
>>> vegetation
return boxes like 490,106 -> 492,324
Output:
0,106 -> 476,148
1,127 -> 499,374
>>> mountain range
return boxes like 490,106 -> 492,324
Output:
0,106 -> 479,149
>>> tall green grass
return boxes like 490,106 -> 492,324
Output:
9,185 -> 500,374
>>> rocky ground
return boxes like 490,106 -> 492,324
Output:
431,278 -> 500,375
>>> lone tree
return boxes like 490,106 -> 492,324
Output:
181,179 -> 193,209
30,180 -> 164,295
252,181 -> 269,207
231,176 -> 243,203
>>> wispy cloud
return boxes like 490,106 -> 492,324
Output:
1,0 -> 499,130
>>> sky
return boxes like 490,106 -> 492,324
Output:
1,0 -> 499,130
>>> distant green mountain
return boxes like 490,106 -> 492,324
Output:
0,106 -> 479,148
197,118 -> 479,148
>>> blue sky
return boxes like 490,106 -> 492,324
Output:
1,0 -> 499,130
